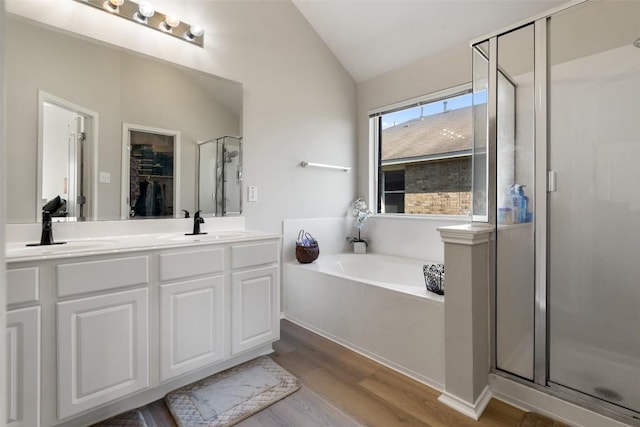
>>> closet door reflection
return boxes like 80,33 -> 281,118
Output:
123,124 -> 181,219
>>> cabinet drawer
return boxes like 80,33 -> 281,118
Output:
231,241 -> 279,269
7,267 -> 39,305
57,256 -> 149,297
159,248 -> 224,281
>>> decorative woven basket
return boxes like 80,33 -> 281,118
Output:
423,263 -> 445,295
296,243 -> 319,264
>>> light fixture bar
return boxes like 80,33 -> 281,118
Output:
76,0 -> 204,47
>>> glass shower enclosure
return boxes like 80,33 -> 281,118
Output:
197,136 -> 243,216
473,1 -> 640,422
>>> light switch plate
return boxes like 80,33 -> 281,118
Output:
248,186 -> 258,202
99,172 -> 111,183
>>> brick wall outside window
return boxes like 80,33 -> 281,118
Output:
404,157 -> 471,215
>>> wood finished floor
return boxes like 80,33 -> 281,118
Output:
137,320 -> 525,426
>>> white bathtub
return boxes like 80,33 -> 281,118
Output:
283,253 -> 445,389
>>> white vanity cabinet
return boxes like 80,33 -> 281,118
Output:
230,242 -> 280,354
159,248 -> 227,381
5,233 -> 281,427
6,267 -> 41,427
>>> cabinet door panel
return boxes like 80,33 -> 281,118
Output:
160,276 -> 226,381
7,306 -> 40,427
231,266 -> 279,354
57,288 -> 148,419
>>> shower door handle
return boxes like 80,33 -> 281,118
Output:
547,170 -> 557,192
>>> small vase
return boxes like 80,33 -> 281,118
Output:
353,241 -> 367,254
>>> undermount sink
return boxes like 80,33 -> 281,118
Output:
7,239 -> 118,257
157,232 -> 248,242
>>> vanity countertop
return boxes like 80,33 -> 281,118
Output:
6,230 -> 280,263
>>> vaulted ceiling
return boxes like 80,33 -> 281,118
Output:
293,0 -> 569,82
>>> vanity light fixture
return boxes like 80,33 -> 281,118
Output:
77,0 -> 204,47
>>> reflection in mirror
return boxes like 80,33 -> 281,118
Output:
123,124 -> 181,219
6,15 -> 242,223
39,92 -> 97,222
197,136 -> 243,216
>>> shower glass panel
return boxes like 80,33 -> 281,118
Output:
198,136 -> 242,216
494,24 -> 536,380
216,136 -> 242,216
472,42 -> 489,220
548,1 -> 640,414
197,141 -> 217,214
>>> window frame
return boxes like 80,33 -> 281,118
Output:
370,83 -> 473,217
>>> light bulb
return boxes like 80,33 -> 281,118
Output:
185,24 -> 204,40
163,14 -> 180,30
189,25 -> 204,38
138,1 -> 154,18
104,0 -> 124,11
134,1 -> 154,23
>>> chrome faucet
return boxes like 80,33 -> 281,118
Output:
186,210 -> 207,235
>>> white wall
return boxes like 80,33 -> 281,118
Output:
6,0 -> 357,233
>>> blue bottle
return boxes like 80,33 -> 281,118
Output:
515,185 -> 529,223
510,184 -> 521,224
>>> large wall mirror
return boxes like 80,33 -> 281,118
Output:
6,15 -> 242,223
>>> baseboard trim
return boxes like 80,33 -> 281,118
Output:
437,385 -> 492,420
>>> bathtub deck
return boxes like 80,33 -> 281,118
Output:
134,320 -> 525,426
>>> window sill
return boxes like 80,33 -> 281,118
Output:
370,213 -> 469,222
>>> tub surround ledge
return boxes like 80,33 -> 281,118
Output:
437,223 -> 494,245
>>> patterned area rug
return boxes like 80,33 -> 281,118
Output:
92,409 -> 148,427
518,412 -> 569,427
166,356 -> 301,427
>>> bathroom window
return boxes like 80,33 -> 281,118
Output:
371,85 -> 475,215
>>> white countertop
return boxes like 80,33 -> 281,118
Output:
6,229 -> 281,263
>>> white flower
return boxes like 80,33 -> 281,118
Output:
352,197 -> 372,230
